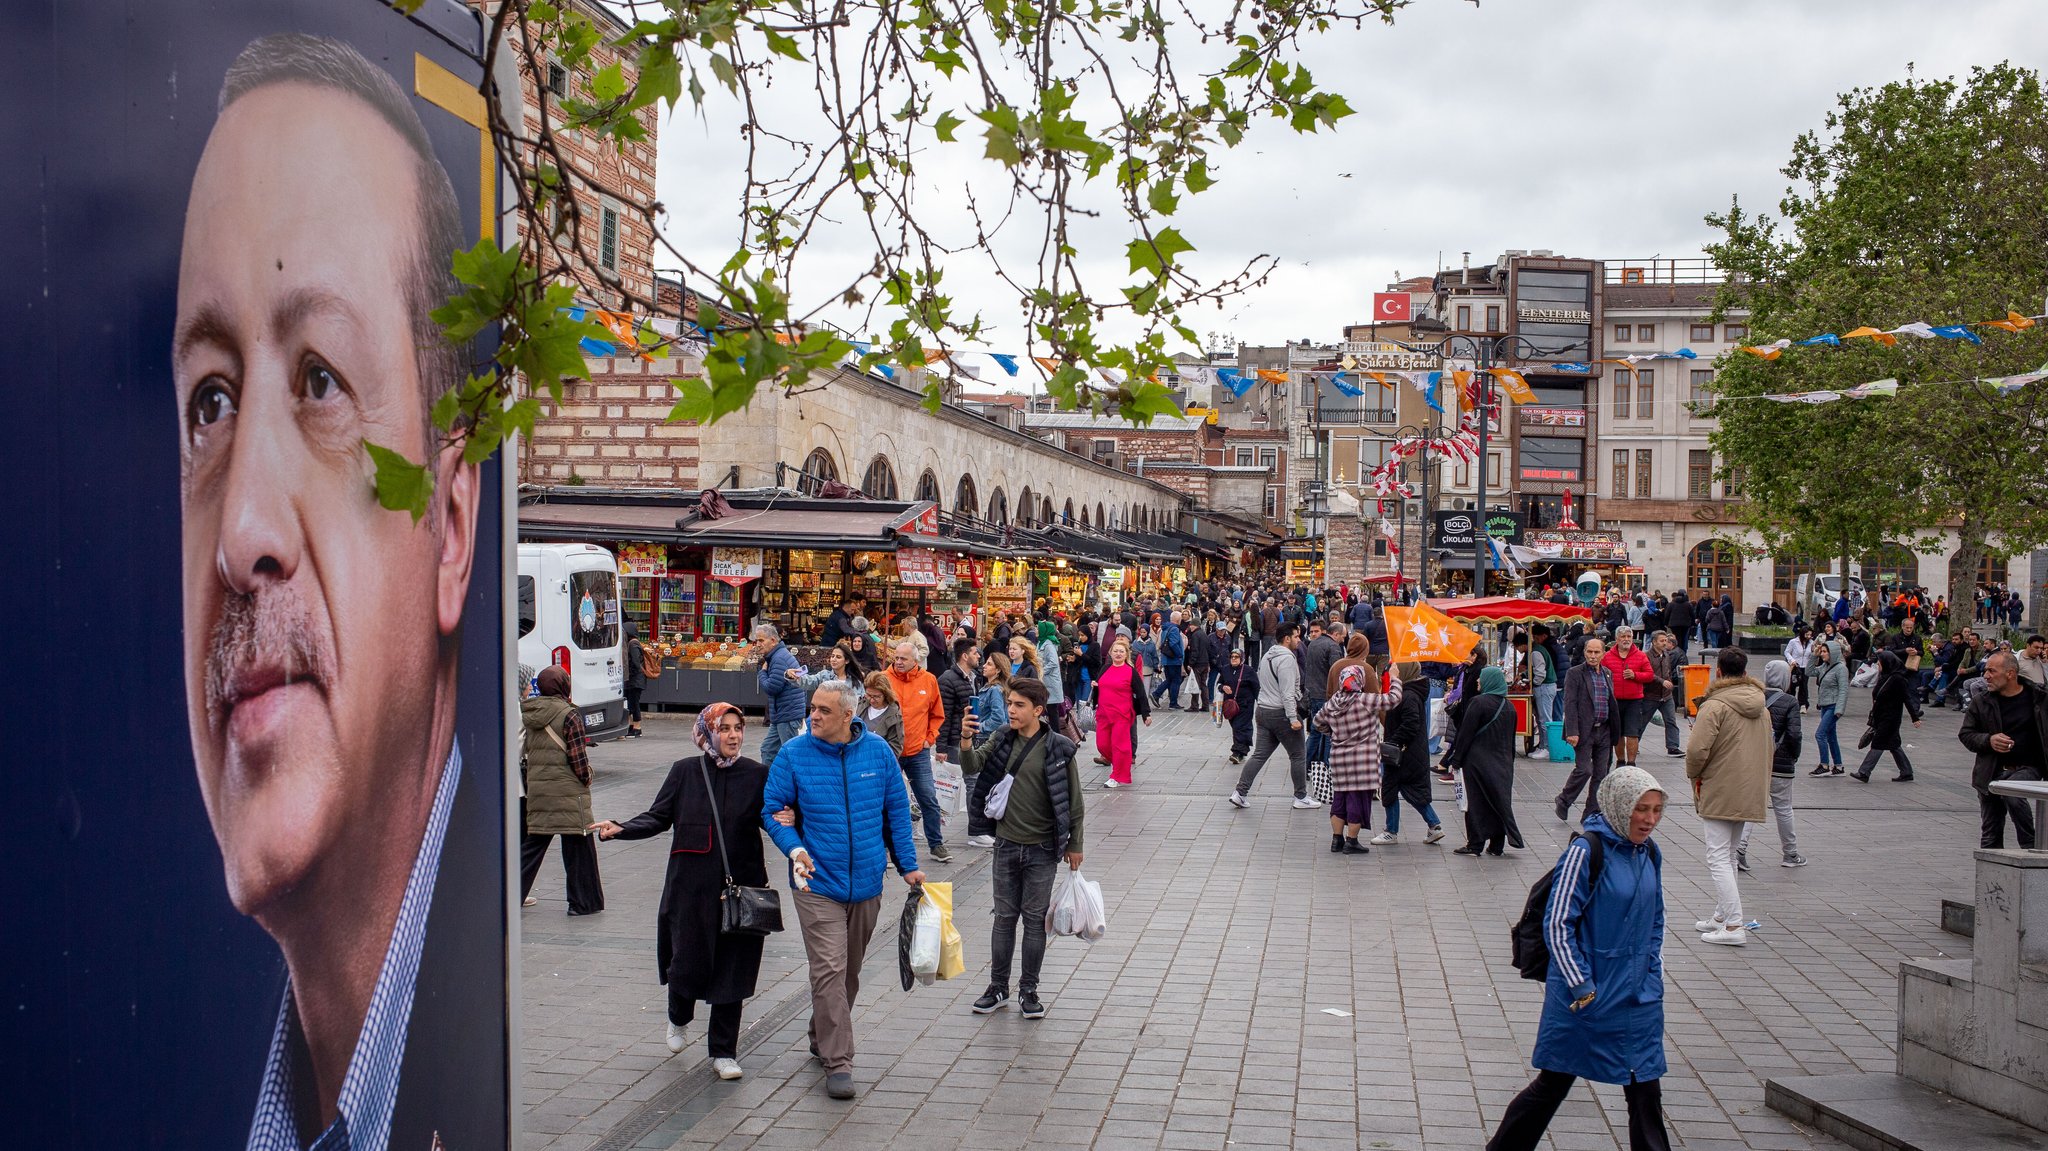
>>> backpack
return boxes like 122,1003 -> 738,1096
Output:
639,641 -> 663,681
1510,832 -> 1658,982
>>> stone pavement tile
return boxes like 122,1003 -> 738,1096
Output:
522,708 -> 2010,1149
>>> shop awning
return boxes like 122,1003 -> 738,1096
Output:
1425,595 -> 1593,626
519,489 -> 931,551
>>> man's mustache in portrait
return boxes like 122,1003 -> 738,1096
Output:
204,584 -> 336,726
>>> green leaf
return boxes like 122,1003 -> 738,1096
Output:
1147,180 -> 1179,216
1121,381 -> 1184,424
762,29 -> 806,61
430,386 -> 461,432
364,440 -> 433,521
589,62 -> 626,103
1128,227 -> 1194,275
708,53 -> 737,93
1184,160 -> 1213,193
933,110 -> 963,141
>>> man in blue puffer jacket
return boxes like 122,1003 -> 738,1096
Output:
761,679 -> 923,1100
754,623 -> 806,766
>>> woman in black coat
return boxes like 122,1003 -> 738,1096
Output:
1219,648 -> 1259,762
1852,650 -> 1923,783
1448,667 -> 1525,856
593,703 -> 769,1078
1374,664 -> 1445,843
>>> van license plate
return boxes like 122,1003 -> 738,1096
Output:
586,712 -> 605,728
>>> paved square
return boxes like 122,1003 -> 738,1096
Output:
521,692 -> 1988,1149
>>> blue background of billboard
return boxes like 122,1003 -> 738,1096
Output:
0,1 -> 508,1144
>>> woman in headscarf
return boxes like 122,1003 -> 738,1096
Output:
520,666 -> 605,914
1314,662 -> 1404,855
1036,620 -> 1067,719
591,704 -> 769,1080
1219,646 -> 1259,763
1851,649 -> 1923,783
1486,766 -> 1671,1151
1092,635 -> 1152,787
1448,666 -> 1525,857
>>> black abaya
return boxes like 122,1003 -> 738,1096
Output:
1455,694 -> 1524,851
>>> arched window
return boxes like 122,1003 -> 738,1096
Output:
1018,487 -> 1034,526
1096,502 -> 1106,528
955,474 -> 978,516
1062,498 -> 1074,525
861,456 -> 898,500
1079,504 -> 1090,527
1976,553 -> 2009,587
1688,539 -> 1744,611
916,469 -> 941,505
1860,542 -> 1919,594
1773,554 -> 1828,611
1042,497 -> 1055,525
799,447 -> 837,495
987,487 -> 1009,526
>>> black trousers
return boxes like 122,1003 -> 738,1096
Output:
1979,788 -> 2039,850
1487,1070 -> 1669,1151
667,991 -> 743,1058
520,823 -> 605,914
1558,737 -> 1615,815
1855,745 -> 1913,780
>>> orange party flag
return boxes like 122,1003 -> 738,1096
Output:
1842,326 -> 1899,347
1979,310 -> 2036,333
1383,602 -> 1482,665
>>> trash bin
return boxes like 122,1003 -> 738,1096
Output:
1545,719 -> 1574,762
1683,663 -> 1714,717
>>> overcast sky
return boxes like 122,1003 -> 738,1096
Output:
648,0 -> 2040,360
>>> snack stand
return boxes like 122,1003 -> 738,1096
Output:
1428,596 -> 1594,739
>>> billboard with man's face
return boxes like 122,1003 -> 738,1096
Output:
2,3 -> 510,1147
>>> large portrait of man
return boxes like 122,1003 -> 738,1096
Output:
170,30 -> 500,1151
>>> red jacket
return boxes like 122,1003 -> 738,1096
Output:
1603,644 -> 1654,701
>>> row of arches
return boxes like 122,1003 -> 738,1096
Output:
800,447 -> 1175,532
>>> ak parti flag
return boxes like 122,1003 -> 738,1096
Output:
1383,602 -> 1482,665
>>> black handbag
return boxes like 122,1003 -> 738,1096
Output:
697,756 -> 784,937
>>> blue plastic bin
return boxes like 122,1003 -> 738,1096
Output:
1545,720 -> 1575,762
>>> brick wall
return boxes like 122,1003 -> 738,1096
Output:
524,357 -> 702,485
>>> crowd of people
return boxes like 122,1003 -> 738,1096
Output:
512,570 -> 2041,1148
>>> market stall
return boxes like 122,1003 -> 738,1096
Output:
1428,595 -> 1594,738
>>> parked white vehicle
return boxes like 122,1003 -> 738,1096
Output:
1795,573 -> 1866,614
518,543 -> 628,740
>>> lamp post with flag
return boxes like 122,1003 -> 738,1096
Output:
1387,334 -> 1588,597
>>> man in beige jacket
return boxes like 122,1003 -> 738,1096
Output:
1685,647 -> 1771,946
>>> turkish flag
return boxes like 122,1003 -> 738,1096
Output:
1372,292 -> 1412,322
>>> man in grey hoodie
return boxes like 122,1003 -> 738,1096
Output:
1738,660 -> 1808,871
1228,623 -> 1314,809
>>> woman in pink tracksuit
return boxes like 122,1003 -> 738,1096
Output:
1092,637 -> 1153,787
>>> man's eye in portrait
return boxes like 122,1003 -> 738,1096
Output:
301,360 -> 344,402
189,379 -> 238,433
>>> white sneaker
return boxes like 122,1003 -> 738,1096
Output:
521,896 -> 538,908
1291,797 -> 1320,810
1693,917 -> 1725,932
1527,749 -> 1549,761
1228,791 -> 1248,809
1369,831 -> 1399,845
1102,779 -> 1121,789
666,1022 -> 687,1054
1424,825 -> 1447,844
966,834 -> 996,848
1700,925 -> 1748,946
712,1057 -> 744,1081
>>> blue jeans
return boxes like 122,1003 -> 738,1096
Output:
1304,697 -> 1330,766
759,718 -> 803,768
1532,683 -> 1559,740
1814,704 -> 1843,766
1155,664 -> 1185,706
1384,797 -> 1442,834
899,747 -> 944,849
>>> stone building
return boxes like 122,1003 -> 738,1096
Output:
479,0 -> 661,307
527,356 -> 1189,534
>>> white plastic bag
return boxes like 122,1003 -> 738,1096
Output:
983,773 -> 1015,820
909,896 -> 942,983
932,762 -> 968,815
1851,660 -> 1879,688
1046,869 -> 1106,942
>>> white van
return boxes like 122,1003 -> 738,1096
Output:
518,543 -> 628,740
1795,572 -> 1866,613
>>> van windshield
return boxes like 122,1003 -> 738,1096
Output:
569,569 -> 620,650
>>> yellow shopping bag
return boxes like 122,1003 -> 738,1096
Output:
922,881 -> 966,980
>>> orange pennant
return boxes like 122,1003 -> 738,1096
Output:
1255,369 -> 1289,383
1489,368 -> 1536,404
1979,310 -> 2036,333
1737,345 -> 1782,360
1383,602 -> 1482,665
1843,326 -> 1899,347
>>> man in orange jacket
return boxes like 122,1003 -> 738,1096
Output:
890,640 -> 952,862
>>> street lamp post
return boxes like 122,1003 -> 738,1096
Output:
1389,333 -> 1589,597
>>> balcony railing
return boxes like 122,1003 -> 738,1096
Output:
1315,404 -> 1398,425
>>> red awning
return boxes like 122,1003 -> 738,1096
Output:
1425,596 -> 1593,626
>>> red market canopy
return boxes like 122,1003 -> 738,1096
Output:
1425,596 -> 1593,626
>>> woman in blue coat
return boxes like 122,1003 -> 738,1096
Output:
1488,765 -> 1671,1151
